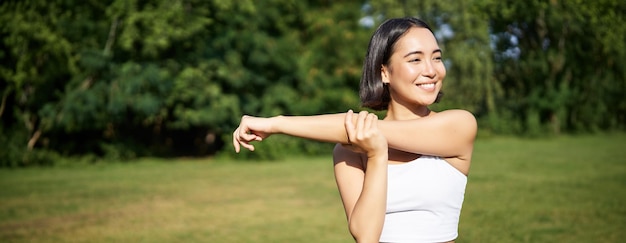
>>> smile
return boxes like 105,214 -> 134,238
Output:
416,81 -> 437,90
417,83 -> 436,88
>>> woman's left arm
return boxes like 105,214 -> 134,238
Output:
378,109 -> 477,160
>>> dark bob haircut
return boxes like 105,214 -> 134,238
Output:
359,17 -> 441,110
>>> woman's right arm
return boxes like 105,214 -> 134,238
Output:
334,112 -> 388,243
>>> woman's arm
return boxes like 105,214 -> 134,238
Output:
380,110 -> 477,160
232,112 -> 349,153
233,109 -> 476,159
334,112 -> 387,243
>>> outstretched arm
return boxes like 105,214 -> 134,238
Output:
232,112 -> 349,152
232,109 -> 476,160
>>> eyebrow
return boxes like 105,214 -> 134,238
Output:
403,49 -> 443,58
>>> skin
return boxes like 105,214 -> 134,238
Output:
339,110 -> 388,242
232,26 -> 477,243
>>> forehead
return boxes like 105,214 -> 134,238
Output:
393,27 -> 439,54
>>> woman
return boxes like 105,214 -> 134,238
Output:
233,17 -> 477,243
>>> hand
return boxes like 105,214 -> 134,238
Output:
343,110 -> 388,159
232,115 -> 274,153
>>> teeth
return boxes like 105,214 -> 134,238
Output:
418,83 -> 435,88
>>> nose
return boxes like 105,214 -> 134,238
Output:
422,60 -> 436,78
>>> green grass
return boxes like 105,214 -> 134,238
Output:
461,133 -> 626,242
1,133 -> 625,242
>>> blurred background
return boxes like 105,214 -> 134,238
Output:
1,0 -> 624,165
1,1 -> 625,242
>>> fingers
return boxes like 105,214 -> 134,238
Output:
232,129 -> 240,153
345,110 -> 379,142
233,128 -> 256,153
232,116 -> 263,153
355,111 -> 367,140
364,113 -> 375,133
369,113 -> 378,131
345,110 -> 355,144
344,110 -> 370,144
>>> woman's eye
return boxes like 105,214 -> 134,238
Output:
434,57 -> 443,61
409,58 -> 421,62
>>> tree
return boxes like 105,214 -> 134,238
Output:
483,0 -> 626,134
2,0 -> 623,166
0,0 -> 371,164
367,0 -> 626,135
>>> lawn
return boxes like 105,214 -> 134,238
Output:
1,133 -> 625,242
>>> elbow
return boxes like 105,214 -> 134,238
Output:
348,221 -> 381,243
348,222 -> 359,241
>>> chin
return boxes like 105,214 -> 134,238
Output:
415,99 -> 436,107
423,94 -> 439,104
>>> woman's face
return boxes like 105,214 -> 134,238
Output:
381,27 -> 446,108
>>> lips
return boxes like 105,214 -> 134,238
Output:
416,82 -> 437,91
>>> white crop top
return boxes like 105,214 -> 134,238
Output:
379,156 -> 467,243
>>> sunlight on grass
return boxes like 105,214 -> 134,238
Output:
1,133 -> 625,242
460,133 -> 626,242
0,157 -> 350,242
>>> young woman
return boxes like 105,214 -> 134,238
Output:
233,17 -> 477,243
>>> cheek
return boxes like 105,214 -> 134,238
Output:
401,64 -> 419,78
390,64 -> 416,81
438,65 -> 447,79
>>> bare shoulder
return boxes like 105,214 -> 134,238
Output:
430,110 -> 477,155
333,144 -> 365,169
433,109 -> 477,134
434,109 -> 476,122
439,110 -> 478,160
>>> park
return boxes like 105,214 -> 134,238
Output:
1,0 -> 624,242
1,133 -> 625,242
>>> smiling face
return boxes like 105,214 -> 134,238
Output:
381,27 -> 446,110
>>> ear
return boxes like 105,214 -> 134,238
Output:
381,65 -> 390,84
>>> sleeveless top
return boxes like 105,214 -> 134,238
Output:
379,156 -> 467,243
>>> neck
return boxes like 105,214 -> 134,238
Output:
384,102 -> 431,121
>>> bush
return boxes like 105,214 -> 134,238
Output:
0,126 -> 61,167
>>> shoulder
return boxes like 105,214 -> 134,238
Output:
333,144 -> 365,169
434,109 -> 476,121
430,110 -> 477,152
433,109 -> 477,131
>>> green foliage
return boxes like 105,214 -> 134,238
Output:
0,127 -> 27,167
481,0 -> 626,134
369,0 -> 626,136
0,0 -> 624,164
0,126 -> 60,167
